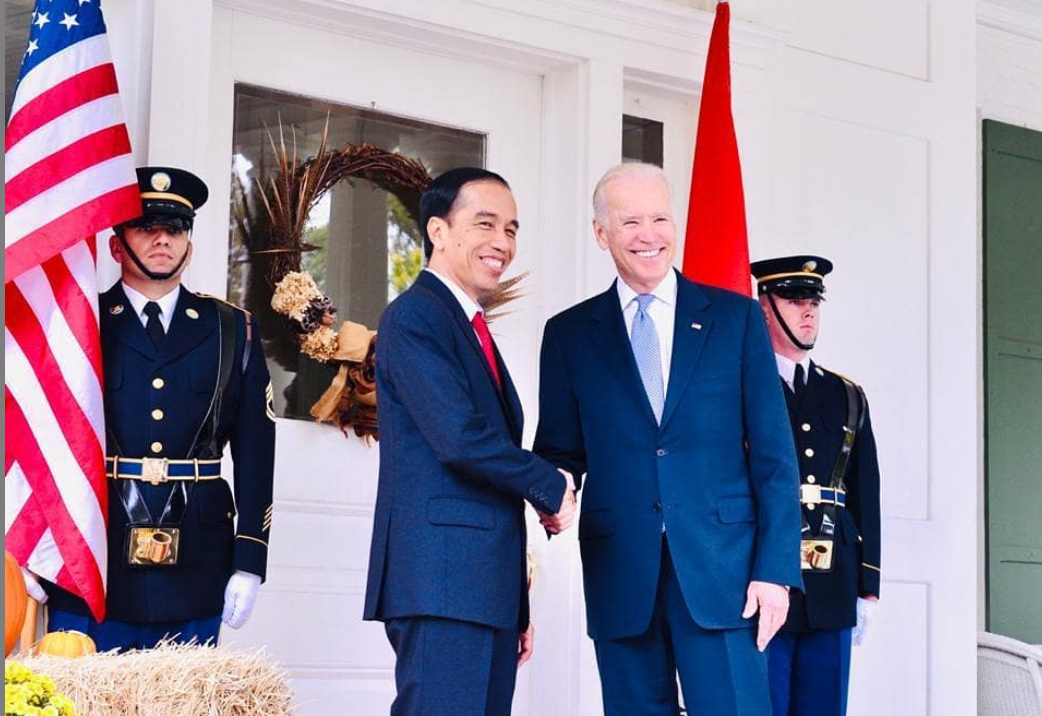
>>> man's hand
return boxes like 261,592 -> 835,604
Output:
538,469 -> 577,534
517,622 -> 535,668
852,595 -> 878,646
222,571 -> 262,629
741,581 -> 790,652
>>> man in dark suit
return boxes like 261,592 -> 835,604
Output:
35,167 -> 276,651
364,167 -> 576,716
534,163 -> 802,716
751,256 -> 882,716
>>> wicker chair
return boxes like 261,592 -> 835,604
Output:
979,631 -> 1042,715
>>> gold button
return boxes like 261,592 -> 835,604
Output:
150,441 -> 163,454
151,409 -> 164,421
806,475 -> 817,484
226,512 -> 233,519
801,423 -> 811,432
152,377 -> 165,389
806,503 -> 817,511
804,448 -> 815,458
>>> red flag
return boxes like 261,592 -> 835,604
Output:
5,0 -> 141,621
681,1 -> 751,296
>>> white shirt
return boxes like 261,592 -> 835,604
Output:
424,269 -> 484,338
775,352 -> 812,392
122,283 -> 180,332
617,269 -> 677,393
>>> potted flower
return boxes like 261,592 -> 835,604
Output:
4,661 -> 80,716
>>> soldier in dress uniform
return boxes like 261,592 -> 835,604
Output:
34,167 -> 277,651
751,256 -> 882,716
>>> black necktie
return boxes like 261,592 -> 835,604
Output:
143,301 -> 165,349
794,363 -> 806,398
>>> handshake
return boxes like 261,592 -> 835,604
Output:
538,469 -> 578,534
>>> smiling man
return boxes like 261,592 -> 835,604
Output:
534,163 -> 802,716
34,166 -> 276,651
364,167 -> 576,716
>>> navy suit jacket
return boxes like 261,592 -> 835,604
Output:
364,271 -> 566,631
534,272 -> 802,640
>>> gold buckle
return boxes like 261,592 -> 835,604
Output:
141,457 -> 169,486
800,484 -> 823,505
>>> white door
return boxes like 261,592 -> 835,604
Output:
199,9 -> 544,714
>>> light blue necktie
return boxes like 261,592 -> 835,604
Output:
631,294 -> 664,424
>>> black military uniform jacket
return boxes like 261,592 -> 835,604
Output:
46,284 -> 276,624
782,361 -> 881,632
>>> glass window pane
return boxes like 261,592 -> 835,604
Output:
229,84 -> 485,420
622,114 -> 664,167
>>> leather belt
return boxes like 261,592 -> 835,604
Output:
800,484 -> 846,507
106,456 -> 222,485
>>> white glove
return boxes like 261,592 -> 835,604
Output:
21,567 -> 48,604
851,597 -> 877,646
222,571 -> 262,629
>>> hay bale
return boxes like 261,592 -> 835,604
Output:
15,642 -> 294,716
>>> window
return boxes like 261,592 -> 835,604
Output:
622,114 -> 664,167
229,85 -> 485,420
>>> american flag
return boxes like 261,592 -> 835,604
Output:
5,0 -> 141,621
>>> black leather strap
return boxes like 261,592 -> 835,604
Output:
829,378 -> 863,493
117,478 -> 191,527
185,300 -> 238,460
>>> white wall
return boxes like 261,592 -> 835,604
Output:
975,0 -> 1042,630
978,1 -> 1042,132
100,0 -> 988,713
750,2 -> 980,714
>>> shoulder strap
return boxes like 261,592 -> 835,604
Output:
828,374 -> 864,491
185,300 -> 239,458
195,293 -> 253,371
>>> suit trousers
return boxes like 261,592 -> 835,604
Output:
767,628 -> 852,716
593,537 -> 772,716
385,616 -> 520,716
47,608 -> 221,651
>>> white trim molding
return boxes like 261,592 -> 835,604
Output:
978,0 -> 1042,43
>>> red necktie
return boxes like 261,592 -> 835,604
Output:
471,313 -> 502,389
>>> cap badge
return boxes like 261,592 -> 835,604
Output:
186,308 -> 199,319
802,260 -> 818,273
109,304 -> 124,315
150,172 -> 172,192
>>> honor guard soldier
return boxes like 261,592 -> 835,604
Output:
752,256 -> 882,716
32,167 -> 277,651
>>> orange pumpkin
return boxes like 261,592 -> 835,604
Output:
35,630 -> 97,658
5,550 -> 28,656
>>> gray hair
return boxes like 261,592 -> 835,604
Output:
592,162 -> 675,226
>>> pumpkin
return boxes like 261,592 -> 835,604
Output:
5,550 -> 28,656
35,630 -> 97,658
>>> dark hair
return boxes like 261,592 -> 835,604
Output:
420,167 -> 510,259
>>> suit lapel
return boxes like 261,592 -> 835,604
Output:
495,343 -> 524,444
154,290 -> 216,369
102,283 -> 158,361
588,281 -> 659,427
660,274 -> 713,429
415,272 -> 519,438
